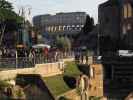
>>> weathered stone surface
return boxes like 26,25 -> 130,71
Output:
0,62 -> 64,80
88,64 -> 103,97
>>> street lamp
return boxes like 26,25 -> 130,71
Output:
15,50 -> 18,68
97,24 -> 100,56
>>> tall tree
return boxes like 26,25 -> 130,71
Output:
82,15 -> 94,34
0,0 -> 13,10
56,36 -> 71,52
64,37 -> 71,52
0,0 -> 23,46
74,15 -> 95,49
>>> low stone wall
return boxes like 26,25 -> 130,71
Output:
0,62 -> 64,80
58,89 -> 80,100
89,64 -> 103,97
34,62 -> 64,77
63,58 -> 74,62
0,68 -> 34,80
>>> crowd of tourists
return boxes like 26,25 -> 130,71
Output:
0,46 -> 71,64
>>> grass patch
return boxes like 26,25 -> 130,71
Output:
43,61 -> 81,97
64,62 -> 81,77
44,75 -> 70,97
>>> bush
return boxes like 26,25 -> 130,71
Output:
77,64 -> 90,76
58,96 -> 69,100
0,80 -> 11,90
63,75 -> 76,89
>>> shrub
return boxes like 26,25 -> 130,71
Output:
63,76 -> 76,89
58,96 -> 69,100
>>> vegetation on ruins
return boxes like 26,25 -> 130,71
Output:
44,62 -> 81,97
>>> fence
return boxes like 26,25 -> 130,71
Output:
0,54 -> 74,69
76,55 -> 133,65
0,57 -> 58,69
0,57 -> 34,69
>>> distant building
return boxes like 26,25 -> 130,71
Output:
98,0 -> 121,54
99,0 -> 133,54
33,12 -> 87,39
28,30 -> 37,46
15,21 -> 38,49
121,0 -> 133,48
76,1 -> 133,98
16,23 -> 32,48
95,0 -> 133,99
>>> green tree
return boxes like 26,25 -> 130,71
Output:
64,37 -> 71,52
73,15 -> 95,49
56,36 -> 64,50
56,36 -> 71,51
82,15 -> 94,34
0,0 -> 13,10
0,0 -> 23,46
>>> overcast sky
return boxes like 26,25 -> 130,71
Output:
8,0 -> 107,23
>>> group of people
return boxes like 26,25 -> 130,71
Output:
0,46 -> 72,66
74,48 -> 93,63
0,46 -> 73,69
0,48 -> 16,58
28,47 -> 63,64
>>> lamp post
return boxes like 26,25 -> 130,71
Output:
97,24 -> 100,56
15,50 -> 18,69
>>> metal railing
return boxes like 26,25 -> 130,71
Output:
75,54 -> 133,65
0,56 -> 61,69
0,57 -> 34,69
0,54 -> 74,69
75,55 -> 102,64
